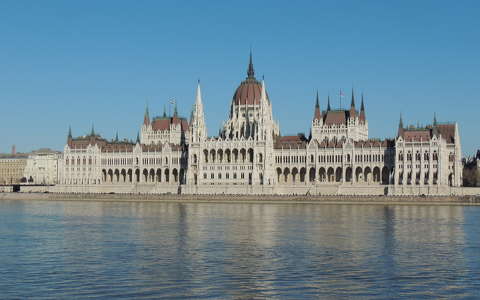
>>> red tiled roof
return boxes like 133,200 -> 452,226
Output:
151,117 -> 189,132
324,110 -> 348,125
102,142 -> 135,153
403,130 -> 431,142
314,106 -> 321,121
233,78 -> 269,105
68,135 -> 108,149
274,135 -> 307,149
437,124 -> 455,143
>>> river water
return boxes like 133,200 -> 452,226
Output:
1,200 -> 479,299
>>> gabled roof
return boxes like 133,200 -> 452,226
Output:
151,116 -> 189,132
274,135 -> 307,149
437,124 -> 455,143
324,110 -> 349,125
398,123 -> 456,143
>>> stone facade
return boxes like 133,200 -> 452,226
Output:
0,155 -> 28,184
23,149 -> 61,185
55,55 -> 463,195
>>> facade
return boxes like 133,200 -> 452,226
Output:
23,149 -> 62,185
0,155 -> 28,185
55,55 -> 463,195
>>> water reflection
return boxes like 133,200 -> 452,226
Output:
0,200 -> 479,299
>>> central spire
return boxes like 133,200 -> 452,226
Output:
247,50 -> 255,79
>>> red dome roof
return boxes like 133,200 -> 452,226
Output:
232,78 -> 266,105
232,52 -> 269,105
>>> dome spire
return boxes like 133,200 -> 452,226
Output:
247,49 -> 255,79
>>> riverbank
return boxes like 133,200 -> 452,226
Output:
1,192 -> 480,205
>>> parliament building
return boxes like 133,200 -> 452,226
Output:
57,55 -> 463,195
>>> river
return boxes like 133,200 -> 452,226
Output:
1,200 -> 479,299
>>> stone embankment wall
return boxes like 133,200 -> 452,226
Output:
49,184 -> 480,197
1,191 -> 480,204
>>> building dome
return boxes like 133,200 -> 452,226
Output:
232,53 -> 269,106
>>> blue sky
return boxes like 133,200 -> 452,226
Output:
0,1 -> 479,155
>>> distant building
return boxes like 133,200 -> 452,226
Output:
23,149 -> 62,185
0,154 -> 28,185
55,54 -> 463,195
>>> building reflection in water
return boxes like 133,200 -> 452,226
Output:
3,200 -> 478,299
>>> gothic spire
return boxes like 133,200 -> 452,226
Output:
68,125 -> 72,139
173,102 -> 178,117
195,79 -> 203,107
261,78 -> 267,102
247,50 -> 255,79
144,104 -> 150,125
327,95 -> 331,111
350,88 -> 356,108
115,131 -> 119,142
433,112 -> 437,126
163,105 -> 167,118
136,131 -> 140,144
313,91 -> 321,120
90,124 -> 95,136
191,80 -> 207,142
349,88 -> 356,118
398,113 -> 404,136
359,94 -> 366,122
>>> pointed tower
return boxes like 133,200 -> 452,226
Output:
115,131 -> 119,142
398,113 -> 404,137
68,125 -> 72,140
327,95 -> 331,111
359,94 -> 366,123
247,50 -> 255,79
349,88 -> 356,118
313,91 -> 322,121
163,105 -> 167,118
311,91 -> 325,142
432,113 -> 439,136
190,80 -> 207,143
144,105 -> 150,125
90,124 -> 95,136
173,102 -> 178,117
136,132 -> 140,144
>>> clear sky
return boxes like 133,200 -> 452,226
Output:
0,1 -> 478,155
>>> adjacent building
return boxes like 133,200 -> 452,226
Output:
23,149 -> 62,185
0,154 -> 28,185
55,54 -> 463,195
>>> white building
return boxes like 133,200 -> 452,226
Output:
55,54 -> 463,195
23,149 -> 61,184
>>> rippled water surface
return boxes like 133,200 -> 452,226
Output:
1,200 -> 480,299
